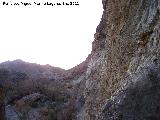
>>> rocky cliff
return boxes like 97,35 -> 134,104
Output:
70,0 -> 160,119
1,0 -> 160,120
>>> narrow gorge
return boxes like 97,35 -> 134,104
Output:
0,0 -> 160,120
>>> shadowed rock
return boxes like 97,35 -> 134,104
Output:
0,86 -> 5,120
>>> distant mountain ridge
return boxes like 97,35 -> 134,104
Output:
0,59 -> 66,79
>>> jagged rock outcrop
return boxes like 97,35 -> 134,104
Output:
70,0 -> 160,120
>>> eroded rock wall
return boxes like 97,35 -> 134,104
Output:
74,0 -> 160,119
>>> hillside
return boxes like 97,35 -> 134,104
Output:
0,60 -> 72,120
0,59 -> 66,79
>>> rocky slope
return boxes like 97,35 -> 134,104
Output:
0,60 -> 71,120
1,0 -> 160,119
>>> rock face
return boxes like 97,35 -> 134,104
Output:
99,64 -> 160,120
70,0 -> 160,120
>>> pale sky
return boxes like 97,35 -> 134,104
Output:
0,0 -> 103,70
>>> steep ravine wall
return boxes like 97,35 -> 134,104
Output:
73,0 -> 160,120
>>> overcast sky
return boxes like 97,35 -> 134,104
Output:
0,0 -> 103,69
